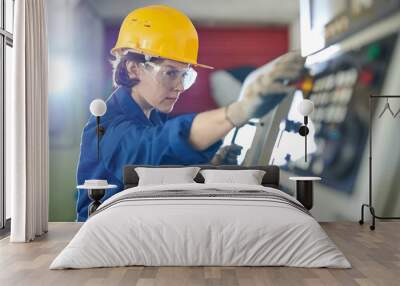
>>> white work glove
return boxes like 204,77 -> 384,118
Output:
211,144 -> 243,165
226,51 -> 306,127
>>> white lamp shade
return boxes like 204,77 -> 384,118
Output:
90,99 -> 107,117
297,99 -> 314,116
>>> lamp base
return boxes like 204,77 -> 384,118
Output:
88,188 -> 105,216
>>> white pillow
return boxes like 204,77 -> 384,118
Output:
135,167 -> 200,186
200,169 -> 266,185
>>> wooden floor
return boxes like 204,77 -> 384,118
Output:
0,222 -> 399,286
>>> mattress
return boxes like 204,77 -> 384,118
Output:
50,183 -> 351,269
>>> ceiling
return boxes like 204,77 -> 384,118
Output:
86,0 -> 300,25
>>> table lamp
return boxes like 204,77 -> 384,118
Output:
297,99 -> 314,162
89,99 -> 107,161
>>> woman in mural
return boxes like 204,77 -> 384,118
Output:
76,5 -> 305,221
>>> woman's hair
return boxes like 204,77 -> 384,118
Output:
111,51 -> 162,88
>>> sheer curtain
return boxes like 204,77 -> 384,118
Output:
7,0 -> 49,242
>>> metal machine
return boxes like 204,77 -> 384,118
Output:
270,33 -> 397,194
240,2 -> 400,220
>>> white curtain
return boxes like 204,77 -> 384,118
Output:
7,0 -> 49,242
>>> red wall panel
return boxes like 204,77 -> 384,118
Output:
172,26 -> 289,115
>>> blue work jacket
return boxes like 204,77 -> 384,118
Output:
76,86 -> 221,221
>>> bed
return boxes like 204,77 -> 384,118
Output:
50,165 -> 351,269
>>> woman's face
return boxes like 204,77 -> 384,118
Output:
134,59 -> 190,113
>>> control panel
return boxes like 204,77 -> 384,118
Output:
270,33 -> 398,193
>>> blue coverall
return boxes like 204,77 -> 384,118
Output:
76,86 -> 221,221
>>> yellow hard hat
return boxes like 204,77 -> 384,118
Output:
111,5 -> 213,69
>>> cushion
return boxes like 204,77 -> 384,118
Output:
135,167 -> 200,186
200,169 -> 266,185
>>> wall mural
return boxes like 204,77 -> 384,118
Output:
47,2 -> 289,221
48,1 -> 400,223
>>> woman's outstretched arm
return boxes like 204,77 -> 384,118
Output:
189,51 -> 305,151
189,107 -> 234,150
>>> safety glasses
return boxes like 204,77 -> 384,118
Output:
140,61 -> 198,91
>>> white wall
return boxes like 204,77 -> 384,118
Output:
289,16 -> 301,51
299,0 -> 347,55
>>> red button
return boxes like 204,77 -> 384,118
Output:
359,69 -> 374,86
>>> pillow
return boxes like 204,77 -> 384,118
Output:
200,169 -> 266,185
135,167 -> 200,186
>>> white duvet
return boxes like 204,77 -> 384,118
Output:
50,183 -> 351,269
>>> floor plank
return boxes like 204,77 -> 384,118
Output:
0,222 -> 399,286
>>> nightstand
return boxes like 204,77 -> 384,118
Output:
289,177 -> 321,210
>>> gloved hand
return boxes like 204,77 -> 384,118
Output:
226,51 -> 306,127
211,144 -> 243,165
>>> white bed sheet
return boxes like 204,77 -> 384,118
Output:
50,183 -> 351,269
